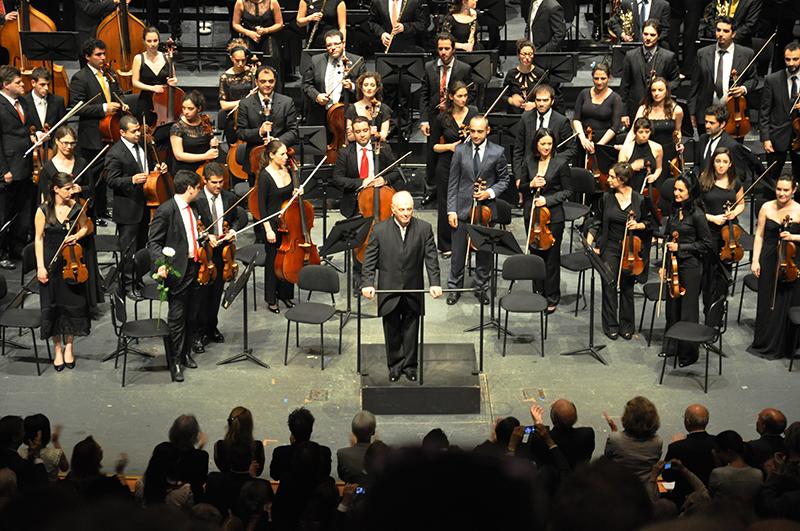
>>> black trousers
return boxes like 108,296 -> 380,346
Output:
199,247 -> 226,334
168,261 -> 202,360
382,295 -> 420,371
600,247 -> 636,335
264,237 -> 294,304
527,221 -> 564,306
80,148 -> 108,217
145,0 -> 182,36
0,179 -> 34,256
701,231 -> 731,314
448,220 -> 491,290
666,258 -> 703,362
668,0 -> 710,74
117,215 -> 150,283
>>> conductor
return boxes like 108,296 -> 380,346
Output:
361,192 -> 443,382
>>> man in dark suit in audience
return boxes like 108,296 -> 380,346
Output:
236,65 -> 298,179
664,404 -> 716,504
474,416 -> 521,457
337,410 -> 376,484
608,0 -> 671,45
521,0 -> 566,52
729,0 -> 761,48
747,408 -> 787,469
0,416 -> 47,493
23,67 -> 66,134
548,399 -> 595,469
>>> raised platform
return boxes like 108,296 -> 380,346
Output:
360,343 -> 481,415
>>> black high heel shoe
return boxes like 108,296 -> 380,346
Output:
268,304 -> 280,314
65,360 -> 76,369
53,361 -> 65,372
279,298 -> 295,308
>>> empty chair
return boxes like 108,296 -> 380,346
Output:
498,254 -> 549,358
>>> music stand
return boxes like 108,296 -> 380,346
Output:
301,164 -> 340,248
345,9 -> 371,56
611,43 -> 642,77
297,125 -> 326,167
533,52 -> 579,84
218,254 -> 270,368
487,113 -> 519,152
20,31 -> 79,87
594,143 -> 619,174
456,51 -> 494,85
318,216 -> 374,327
560,231 -> 614,365
463,224 -> 522,335
376,53 -> 426,139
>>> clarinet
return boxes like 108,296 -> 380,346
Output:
306,0 -> 329,50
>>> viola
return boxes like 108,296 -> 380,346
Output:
151,38 -> 185,127
669,231 -> 685,299
468,178 -> 492,252
96,0 -> 146,93
584,127 -> 609,192
354,137 -> 395,263
221,220 -> 239,282
527,185 -> 555,251
719,200 -> 743,263
275,157 -> 321,285
195,115 -> 228,187
777,215 -> 799,283
195,218 -> 217,286
621,210 -> 644,276
61,241 -> 89,285
725,68 -> 751,139
642,160 -> 662,224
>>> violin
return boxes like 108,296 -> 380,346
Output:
275,155 -> 321,285
195,218 -> 217,286
96,0 -> 146,93
669,231 -> 685,299
584,127 -> 609,192
151,38 -> 185,127
777,215 -> 798,283
31,124 -> 52,186
354,137 -> 395,263
467,178 -> 492,252
791,93 -> 800,152
724,68 -> 751,139
221,220 -> 239,282
719,200 -> 743,263
669,129 -> 683,179
642,160 -> 662,223
620,210 -> 644,277
60,202 -> 89,285
526,185 -> 555,251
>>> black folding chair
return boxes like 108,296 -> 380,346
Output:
498,255 -> 549,358
0,277 -> 51,375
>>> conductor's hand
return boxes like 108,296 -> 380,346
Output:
448,213 -> 458,229
361,286 -> 375,299
430,286 -> 442,299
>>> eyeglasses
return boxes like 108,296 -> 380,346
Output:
519,52 -> 534,57
58,140 -> 77,146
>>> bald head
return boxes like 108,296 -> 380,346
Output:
551,399 -> 578,428
391,191 -> 414,227
391,190 -> 413,209
683,404 -> 709,432
757,408 -> 787,435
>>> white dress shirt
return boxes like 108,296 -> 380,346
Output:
713,43 -> 735,104
471,140 -> 496,199
324,56 -> 344,107
528,0 -> 543,37
204,187 -> 224,236
32,92 -> 47,127
174,195 -> 199,259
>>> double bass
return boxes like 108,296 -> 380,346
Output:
275,157 -> 320,284
96,0 -> 146,93
354,137 -> 395,263
151,38 -> 184,127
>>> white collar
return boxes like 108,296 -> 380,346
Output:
174,194 -> 190,211
0,91 -> 17,107
204,187 -> 221,201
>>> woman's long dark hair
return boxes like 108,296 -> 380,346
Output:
699,147 -> 738,192
143,442 -> 182,505
44,172 -> 74,227
672,174 -> 698,215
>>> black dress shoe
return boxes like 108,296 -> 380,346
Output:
191,339 -> 205,354
404,368 -> 417,381
183,353 -> 198,369
475,290 -> 490,305
268,304 -> 280,314
447,292 -> 460,305
605,330 -> 619,340
421,193 -> 437,206
200,334 -> 210,346
95,218 -> 107,227
678,358 -> 698,368
279,298 -> 295,308
0,259 -> 15,270
171,363 -> 184,382
621,331 -> 633,340
389,368 -> 401,382
210,329 -> 225,343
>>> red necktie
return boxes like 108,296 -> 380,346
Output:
13,100 -> 24,123
439,65 -> 448,107
186,205 -> 198,261
359,147 -> 369,179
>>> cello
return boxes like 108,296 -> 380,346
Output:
142,122 -> 175,211
151,38 -> 184,127
275,156 -> 320,284
354,137 -> 396,263
96,0 -> 146,93
324,55 -> 360,164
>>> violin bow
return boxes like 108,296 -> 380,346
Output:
520,69 -> 551,105
656,238 -> 669,317
481,85 -> 510,119
24,92 -> 103,157
226,86 -> 260,117
70,144 -> 110,186
724,161 -> 778,211
325,56 -> 364,98
199,187 -> 256,237
728,32 -> 777,92
616,211 -> 633,290
356,151 -> 412,191
556,131 -> 579,151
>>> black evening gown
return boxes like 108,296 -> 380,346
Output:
169,119 -> 214,174
259,169 -> 295,304
137,52 -> 169,121
650,118 -> 677,165
749,220 -> 800,359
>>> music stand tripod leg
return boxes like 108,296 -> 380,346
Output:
217,269 -> 270,368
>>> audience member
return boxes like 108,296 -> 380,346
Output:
474,416 -> 521,457
135,442 -> 194,510
708,430 -> 763,507
664,404 -> 716,506
337,410 -> 376,484
422,428 -> 451,451
0,416 -> 47,492
748,408 -> 788,469
758,421 -> 800,521
19,414 -> 69,481
603,396 -> 664,485
214,407 -> 266,478
206,442 -> 259,518
0,468 -> 16,512
549,399 -> 596,468
62,436 -> 131,501
167,414 -> 209,501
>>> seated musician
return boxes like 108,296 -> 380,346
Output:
169,90 -> 220,174
345,72 -> 392,143
24,67 -> 67,140
445,115 -> 509,306
332,116 -> 401,287
194,162 -> 245,351
607,0 -> 671,46
301,29 -> 364,128
520,0 -> 566,53
106,115 -> 168,285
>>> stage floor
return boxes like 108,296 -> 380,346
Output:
1,207 -> 797,476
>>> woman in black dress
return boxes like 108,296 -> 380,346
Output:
587,162 -> 651,340
431,81 -> 476,256
618,117 -> 663,194
35,172 -> 93,371
258,139 -> 299,313
442,0 -> 479,52
296,0 -> 346,49
345,72 -> 392,143
131,27 -> 177,122
699,147 -> 744,313
218,39 -> 257,143
232,0 -> 283,57
519,128 -> 571,312
749,174 -> 800,360
661,175 -> 713,366
169,91 -> 220,174
504,40 -> 543,114
626,77 -> 684,169
573,63 -> 623,161
213,406 -> 265,477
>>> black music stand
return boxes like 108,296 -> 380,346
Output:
20,31 -> 79,63
533,52 -> 579,84
560,232 -> 614,365
319,216 -> 374,327
487,113 -> 519,152
375,53 -> 426,141
456,51 -> 493,85
218,254 -> 270,369
611,43 -> 642,77
595,143 -> 619,175
463,224 -> 522,335
301,164 -> 340,248
345,9 -> 371,57
297,125 -> 326,166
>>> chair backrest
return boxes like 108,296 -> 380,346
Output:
567,167 -> 597,195
659,177 -> 675,204
233,182 -> 250,200
235,206 -> 248,229
298,265 -> 339,295
494,199 -> 512,225
21,243 -> 36,279
133,248 -> 152,281
502,254 -> 546,282
705,296 -> 727,331
110,287 -> 128,332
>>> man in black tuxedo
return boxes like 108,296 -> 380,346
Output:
608,0 -> 671,45
74,0 -> 116,54
236,65 -> 298,179
419,33 -> 473,203
148,170 -> 207,382
106,115 -> 167,284
24,67 -> 67,135
194,162 -> 245,350
520,0 -> 566,52
70,38 -> 128,224
728,0 -> 760,48
0,65 -> 33,268
361,191 -> 442,382
694,104 -> 762,179
367,0 -> 429,53
747,407 -> 787,469
446,116 -> 509,306
301,29 -> 364,127
667,0 -> 709,75
619,19 -> 680,126
688,16 -> 755,134
512,84 -> 577,176
336,410 -> 376,484
759,42 -> 800,194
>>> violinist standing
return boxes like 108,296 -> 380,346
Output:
106,115 -> 167,284
749,174 -> 800,360
131,27 -> 177,121
695,104 -> 761,180
35,172 -> 93,372
0,65 -> 33,269
148,170 -> 208,382
586,162 -> 651,341
344,72 -> 392,143
573,63 -> 623,173
519,128 -> 571,312
699,147 -> 744,315
169,91 -> 219,174
661,175 -> 712,367
24,67 -> 67,141
194,163 -> 244,350
445,115 -> 509,306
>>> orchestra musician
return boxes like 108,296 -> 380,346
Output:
699,147 -> 744,313
361,191 -> 442,383
631,77 -> 685,169
431,81 -> 477,257
237,65 -> 298,181
688,16 -> 755,134
231,0 -> 284,60
148,170 -> 208,382
694,104 -> 759,177
169,91 -> 220,174
419,33 -> 473,205
131,26 -> 178,120
727,0 -> 761,48
661,175 -> 712,367
75,0 -> 117,53
520,0 -> 566,52
441,0 -> 480,52
296,0 -> 347,50
367,0 -> 429,53
619,118 -> 664,194
24,67 -> 67,138
504,40 -> 563,115
586,162 -> 651,341
38,127 -> 85,203
301,29 -> 363,128
573,63 -> 623,164
607,0 -> 671,44
194,162 -> 245,350
35,172 -> 93,372
257,140 -> 299,313
345,72 -> 392,143
218,39 -> 256,144
749,174 -> 800,360
618,20 -> 680,129
445,115 -> 509,306
518,128 -> 571,312
0,65 -> 33,270
70,38 -> 129,225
